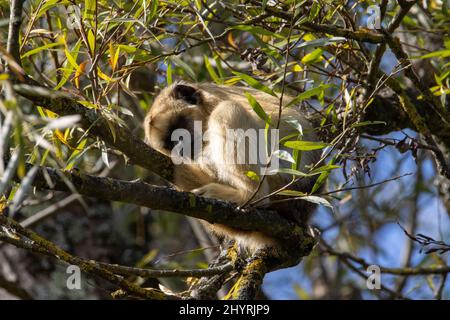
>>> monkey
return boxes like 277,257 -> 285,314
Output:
144,81 -> 322,253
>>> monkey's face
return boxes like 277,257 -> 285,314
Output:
144,83 -> 209,158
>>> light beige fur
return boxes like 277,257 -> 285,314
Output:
144,82 -> 321,252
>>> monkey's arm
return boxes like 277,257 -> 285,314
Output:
192,100 -> 269,206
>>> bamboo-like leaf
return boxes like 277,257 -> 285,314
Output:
148,0 -> 159,21
245,92 -> 270,124
233,71 -> 276,96
65,138 -> 88,170
97,67 -> 115,82
278,190 -> 306,196
170,56 -> 196,80
204,55 -> 222,84
55,39 -> 82,90
283,140 -> 328,151
273,150 -> 296,164
286,84 -> 332,108
84,0 -> 96,27
245,171 -> 260,181
87,29 -> 96,56
269,168 -> 309,177
418,49 -> 450,59
283,116 -> 303,135
297,37 -> 346,49
301,48 -> 323,64
167,63 -> 173,85
21,42 -> 63,59
300,195 -> 332,208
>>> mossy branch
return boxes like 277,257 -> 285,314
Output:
0,215 -> 168,300
24,164 -> 314,247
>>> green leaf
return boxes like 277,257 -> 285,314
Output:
308,1 -> 321,20
283,116 -> 303,134
311,171 -> 328,193
233,71 -> 276,96
245,171 -> 260,181
269,168 -> 309,177
278,190 -> 306,196
65,138 -> 88,170
55,40 -> 82,90
64,47 -> 79,69
286,84 -> 332,108
283,140 -> 328,151
87,29 -> 96,56
418,49 -> 450,59
310,159 -> 338,193
170,56 -> 197,80
166,63 -> 172,85
21,42 -> 62,59
245,92 -> 270,124
204,55 -> 222,84
301,48 -> 323,64
280,132 -> 301,144
300,195 -> 332,208
148,0 -> 159,21
297,37 -> 346,49
84,0 -> 96,27
37,0 -> 71,20
118,44 -> 137,53
214,56 -> 225,79
273,150 -> 296,164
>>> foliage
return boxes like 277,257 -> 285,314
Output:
0,0 -> 449,300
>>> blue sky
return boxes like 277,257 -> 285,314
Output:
263,132 -> 450,299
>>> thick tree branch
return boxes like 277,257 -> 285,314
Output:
255,3 -> 385,43
25,164 -> 315,249
0,215 -> 168,299
97,262 -> 233,279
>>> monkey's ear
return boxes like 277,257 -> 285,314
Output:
173,84 -> 200,105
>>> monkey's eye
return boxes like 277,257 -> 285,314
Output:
173,84 -> 199,105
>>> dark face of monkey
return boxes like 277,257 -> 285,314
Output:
145,83 -> 210,160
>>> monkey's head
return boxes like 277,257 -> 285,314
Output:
144,82 -> 214,158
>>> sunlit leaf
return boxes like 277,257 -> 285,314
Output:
284,140 -> 328,151
21,42 -> 63,59
233,71 -> 276,96
286,84 -> 332,108
301,48 -> 324,64
273,150 -> 296,164
245,92 -> 270,124
300,195 -> 332,207
245,171 -> 260,181
204,55 -> 222,84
